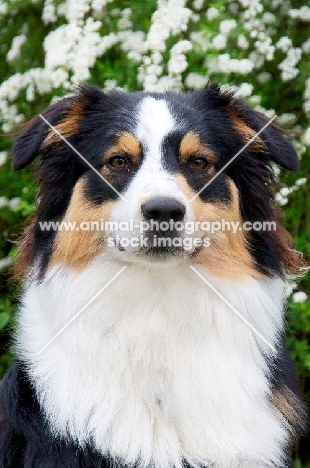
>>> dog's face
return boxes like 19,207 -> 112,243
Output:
13,84 -> 299,280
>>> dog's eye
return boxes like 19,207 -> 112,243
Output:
190,157 -> 208,170
108,156 -> 128,170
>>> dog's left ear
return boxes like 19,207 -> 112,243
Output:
12,96 -> 76,171
230,98 -> 299,171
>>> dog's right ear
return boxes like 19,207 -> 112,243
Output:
12,96 -> 76,171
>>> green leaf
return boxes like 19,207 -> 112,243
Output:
0,312 -> 10,331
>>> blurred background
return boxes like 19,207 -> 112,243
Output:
0,0 -> 309,465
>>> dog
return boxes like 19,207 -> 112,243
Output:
0,84 -> 307,468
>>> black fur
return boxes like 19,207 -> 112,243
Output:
0,362 -> 112,468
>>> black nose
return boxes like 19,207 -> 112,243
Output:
141,197 -> 186,223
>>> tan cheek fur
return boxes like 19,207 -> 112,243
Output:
49,179 -> 115,271
177,174 -> 262,279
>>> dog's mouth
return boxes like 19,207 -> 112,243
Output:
139,233 -> 184,259
111,230 -> 203,261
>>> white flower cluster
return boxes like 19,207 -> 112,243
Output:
7,34 -> 27,62
0,196 -> 21,210
285,281 -> 308,303
138,0 -> 192,91
185,72 -> 208,89
278,47 -> 302,82
0,0 -> 309,140
292,291 -> 308,303
275,177 -> 307,207
303,78 -> 310,115
208,54 -> 254,75
44,18 -> 112,82
288,6 -> 310,22
205,7 -> 219,21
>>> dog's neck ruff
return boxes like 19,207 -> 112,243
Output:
17,257 -> 288,468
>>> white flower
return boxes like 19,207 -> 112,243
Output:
65,0 -> 91,22
42,0 -> 57,24
212,34 -> 226,51
280,187 -> 290,197
192,0 -> 203,11
209,54 -> 254,75
92,0 -> 113,14
118,8 -> 132,30
190,32 -> 210,51
262,12 -> 276,24
254,37 -> 275,61
302,38 -> 310,54
185,73 -> 208,89
219,19 -> 237,34
8,197 -> 21,211
234,82 -> 253,98
295,177 -> 307,186
302,128 -> 310,146
276,36 -> 292,53
275,192 -> 288,206
206,7 -> 219,21
286,281 -> 297,297
0,257 -> 12,271
288,6 -> 310,22
103,79 -> 118,91
7,34 -> 27,62
278,48 -> 302,81
292,291 -> 308,303
256,72 -> 271,84
0,0 -> 7,14
237,34 -> 249,50
0,197 -> 8,208
276,113 -> 296,125
168,40 -> 192,75
0,151 -> 7,166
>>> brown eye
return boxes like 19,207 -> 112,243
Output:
108,156 -> 128,170
190,157 -> 208,170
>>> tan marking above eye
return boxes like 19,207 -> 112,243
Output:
179,132 -> 217,165
229,110 -> 265,152
42,103 -> 83,146
102,132 -> 142,168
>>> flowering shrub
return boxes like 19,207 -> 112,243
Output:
0,0 -> 309,464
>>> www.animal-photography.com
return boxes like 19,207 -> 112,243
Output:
0,1 -> 309,467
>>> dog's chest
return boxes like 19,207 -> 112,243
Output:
17,262 -> 286,468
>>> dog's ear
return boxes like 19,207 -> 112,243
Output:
230,98 -> 299,171
12,96 -> 76,171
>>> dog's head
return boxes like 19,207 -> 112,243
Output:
13,84 -> 303,279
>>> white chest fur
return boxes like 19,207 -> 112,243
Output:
17,258 -> 288,468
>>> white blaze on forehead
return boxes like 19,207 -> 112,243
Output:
110,96 -> 189,226
136,96 -> 176,170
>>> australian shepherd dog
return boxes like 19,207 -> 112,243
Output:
0,84 -> 307,468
